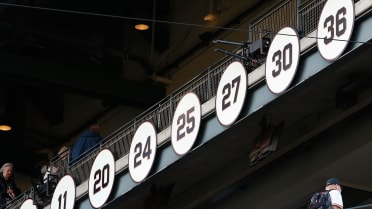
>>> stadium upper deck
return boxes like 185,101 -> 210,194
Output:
9,0 -> 372,209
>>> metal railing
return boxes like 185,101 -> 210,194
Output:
62,0 -> 340,190
8,0 -> 341,207
298,0 -> 326,36
66,55 -> 236,194
249,0 -> 297,42
249,0 -> 329,41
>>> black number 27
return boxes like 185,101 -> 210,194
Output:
221,75 -> 241,111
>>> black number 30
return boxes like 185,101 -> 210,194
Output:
271,43 -> 292,77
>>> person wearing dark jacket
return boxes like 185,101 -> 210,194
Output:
325,178 -> 343,209
0,163 -> 21,209
70,124 -> 103,164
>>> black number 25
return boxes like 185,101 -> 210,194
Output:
176,107 -> 195,141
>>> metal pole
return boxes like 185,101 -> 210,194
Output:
346,203 -> 372,209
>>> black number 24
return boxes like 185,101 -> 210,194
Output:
133,136 -> 152,168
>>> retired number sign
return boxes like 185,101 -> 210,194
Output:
265,27 -> 300,94
51,175 -> 76,209
129,121 -> 157,182
171,92 -> 201,155
215,61 -> 247,126
89,149 -> 115,208
20,199 -> 37,209
317,0 -> 354,61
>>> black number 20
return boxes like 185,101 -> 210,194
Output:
93,164 -> 110,194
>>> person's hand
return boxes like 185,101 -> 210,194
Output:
7,188 -> 15,199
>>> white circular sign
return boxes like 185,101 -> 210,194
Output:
171,92 -> 201,155
129,121 -> 157,182
51,175 -> 76,209
317,0 -> 355,61
265,26 -> 300,94
20,199 -> 37,209
89,149 -> 116,208
215,61 -> 247,126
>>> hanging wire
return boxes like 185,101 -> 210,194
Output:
0,2 -> 370,46
0,1 -> 371,208
150,0 -> 156,64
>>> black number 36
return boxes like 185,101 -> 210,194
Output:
323,7 -> 347,45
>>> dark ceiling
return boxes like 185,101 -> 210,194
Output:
0,0 -> 266,176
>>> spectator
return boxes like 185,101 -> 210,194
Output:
0,163 -> 21,209
325,178 -> 343,209
45,146 -> 70,180
308,177 -> 343,209
34,146 -> 70,203
71,124 -> 103,164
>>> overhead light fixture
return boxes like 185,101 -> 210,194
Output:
0,113 -> 12,131
204,13 -> 218,21
135,23 -> 149,31
0,82 -> 12,132
204,0 -> 218,21
0,124 -> 11,131
0,112 -> 12,131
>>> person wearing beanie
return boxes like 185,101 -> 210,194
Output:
325,178 -> 343,209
